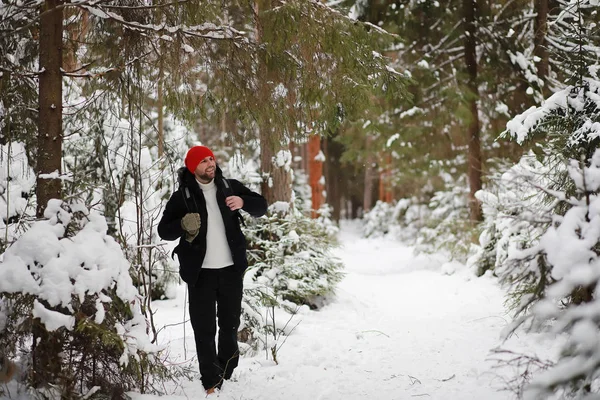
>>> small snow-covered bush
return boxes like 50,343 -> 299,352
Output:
361,179 -> 478,263
314,202 -> 339,238
239,202 -> 343,352
415,179 -> 475,262
363,200 -> 395,238
245,203 -> 343,307
292,168 -> 312,214
471,153 -> 555,280
362,198 -> 428,241
0,200 -> 170,398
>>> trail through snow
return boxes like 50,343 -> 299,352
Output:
133,222 -> 557,400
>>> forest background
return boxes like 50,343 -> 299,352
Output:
1,0 -> 600,399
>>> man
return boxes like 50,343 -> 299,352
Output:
158,145 -> 267,394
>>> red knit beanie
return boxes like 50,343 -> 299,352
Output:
185,146 -> 215,173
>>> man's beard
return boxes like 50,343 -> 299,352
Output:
196,169 -> 215,183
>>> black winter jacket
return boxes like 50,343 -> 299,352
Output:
158,166 -> 267,285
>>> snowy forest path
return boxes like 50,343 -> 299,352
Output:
144,222 -> 552,400
227,223 -> 531,399
271,222 -> 514,400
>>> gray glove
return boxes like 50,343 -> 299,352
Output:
181,213 -> 200,243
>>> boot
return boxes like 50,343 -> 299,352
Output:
206,387 -> 216,396
0,356 -> 17,383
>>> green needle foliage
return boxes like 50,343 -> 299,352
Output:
66,1 -> 409,142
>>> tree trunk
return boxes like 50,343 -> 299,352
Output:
378,153 -> 393,203
260,129 -> 292,205
308,135 -> 324,218
363,136 -> 376,213
254,0 -> 291,206
363,164 -> 376,212
324,134 -> 343,222
34,3 -> 64,385
464,0 -> 482,222
534,0 -> 549,97
351,194 -> 361,219
300,142 -> 308,172
37,0 -> 64,217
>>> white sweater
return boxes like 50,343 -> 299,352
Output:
198,180 -> 234,269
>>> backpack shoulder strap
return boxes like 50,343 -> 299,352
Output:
221,177 -> 234,197
221,178 -> 245,226
181,186 -> 191,212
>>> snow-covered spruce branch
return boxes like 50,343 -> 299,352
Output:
100,0 -> 191,11
80,4 -> 247,41
0,0 -> 97,36
239,203 -> 342,356
60,51 -> 152,78
422,20 -> 463,55
2,0 -> 247,44
303,0 -> 398,37
0,66 -> 42,78
485,150 -> 600,398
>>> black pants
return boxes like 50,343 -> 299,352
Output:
188,265 -> 243,390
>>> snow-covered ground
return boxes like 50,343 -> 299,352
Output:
131,222 -> 559,400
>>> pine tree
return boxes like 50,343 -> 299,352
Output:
476,1 -> 600,396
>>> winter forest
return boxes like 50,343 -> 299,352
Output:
1,0 -> 599,399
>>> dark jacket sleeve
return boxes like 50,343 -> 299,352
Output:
231,179 -> 268,217
157,191 -> 186,240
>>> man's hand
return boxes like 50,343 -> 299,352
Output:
181,213 -> 200,242
226,196 -> 244,211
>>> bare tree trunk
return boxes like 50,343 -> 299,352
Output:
308,135 -> 324,218
34,2 -> 65,386
534,0 -> 549,97
255,0 -> 291,205
31,317 -> 63,387
259,129 -> 292,204
363,136 -> 376,213
363,164 -> 376,212
33,3 -> 65,376
464,0 -> 482,222
351,194 -> 361,219
37,0 -> 64,217
301,142 -> 308,174
324,134 -> 343,222
378,153 -> 393,203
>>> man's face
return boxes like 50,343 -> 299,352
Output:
194,156 -> 216,183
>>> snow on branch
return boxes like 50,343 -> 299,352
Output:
0,200 -> 157,361
514,149 -> 600,397
80,3 -> 247,41
0,141 -> 35,229
505,71 -> 600,144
